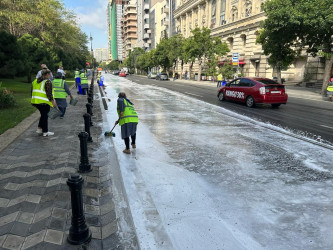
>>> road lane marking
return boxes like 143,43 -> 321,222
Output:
320,125 -> 333,130
184,92 -> 203,97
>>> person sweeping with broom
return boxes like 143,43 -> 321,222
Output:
115,92 -> 138,154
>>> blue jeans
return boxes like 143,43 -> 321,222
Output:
58,106 -> 66,117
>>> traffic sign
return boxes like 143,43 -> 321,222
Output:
232,52 -> 239,65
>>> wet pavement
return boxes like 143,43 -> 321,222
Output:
0,82 -> 138,249
103,75 -> 333,250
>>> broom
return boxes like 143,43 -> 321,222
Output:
104,123 -> 116,137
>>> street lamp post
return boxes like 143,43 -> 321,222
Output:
90,33 -> 94,69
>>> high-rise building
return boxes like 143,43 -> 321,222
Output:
121,1 -> 138,59
107,0 -> 123,61
94,48 -> 109,63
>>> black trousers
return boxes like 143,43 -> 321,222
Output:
124,133 -> 136,149
33,104 -> 50,133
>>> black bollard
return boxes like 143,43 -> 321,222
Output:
78,132 -> 91,173
83,113 -> 93,142
87,96 -> 93,105
86,103 -> 93,116
67,174 -> 92,245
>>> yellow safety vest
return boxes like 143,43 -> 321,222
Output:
74,70 -> 80,78
31,79 -> 53,107
117,98 -> 138,126
217,74 -> 223,81
52,79 -> 67,99
80,73 -> 88,88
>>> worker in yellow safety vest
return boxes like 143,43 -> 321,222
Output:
115,92 -> 138,154
80,69 -> 89,95
217,73 -> 223,88
53,72 -> 73,118
31,68 -> 58,136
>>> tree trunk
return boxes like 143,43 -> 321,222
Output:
321,54 -> 333,96
277,65 -> 282,84
198,59 -> 202,82
27,73 -> 32,83
180,60 -> 183,80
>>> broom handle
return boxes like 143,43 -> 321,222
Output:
110,123 -> 117,133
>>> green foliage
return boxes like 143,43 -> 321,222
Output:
127,48 -> 145,72
0,31 -> 24,78
206,57 -> 218,77
107,60 -> 120,70
0,87 -> 16,108
0,0 -> 90,78
219,63 -> 236,79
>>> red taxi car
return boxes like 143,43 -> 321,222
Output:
217,77 -> 288,108
119,71 -> 126,77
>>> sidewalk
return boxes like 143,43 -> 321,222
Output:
0,84 -> 138,249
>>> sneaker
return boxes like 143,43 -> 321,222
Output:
60,116 -> 64,119
123,149 -> 131,154
36,128 -> 42,134
131,144 -> 136,149
43,132 -> 54,137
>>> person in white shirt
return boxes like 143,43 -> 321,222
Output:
57,66 -> 66,79
36,64 -> 53,80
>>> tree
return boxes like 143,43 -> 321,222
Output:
0,31 -> 24,78
298,0 -> 333,95
127,47 -> 145,73
185,27 -> 229,81
155,38 -> 173,72
107,60 -> 120,70
18,34 -> 51,82
256,0 -> 301,84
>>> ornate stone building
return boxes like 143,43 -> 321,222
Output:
174,0 -> 325,82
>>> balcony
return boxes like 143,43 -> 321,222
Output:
165,19 -> 169,26
144,43 -> 149,48
147,39 -> 152,44
143,33 -> 150,39
127,33 -> 137,39
144,14 -> 149,20
164,6 -> 169,13
147,29 -> 151,34
144,23 -> 149,29
144,4 -> 149,11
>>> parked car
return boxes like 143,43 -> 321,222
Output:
217,77 -> 288,108
148,72 -> 157,79
156,72 -> 169,81
119,71 -> 126,77
113,70 -> 120,75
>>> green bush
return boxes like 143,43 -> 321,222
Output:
0,87 -> 16,109
66,71 -> 74,78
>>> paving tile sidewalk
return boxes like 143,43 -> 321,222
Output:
0,83 -> 138,249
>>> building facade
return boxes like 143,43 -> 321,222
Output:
174,0 -> 325,82
121,1 -> 138,59
94,48 -> 109,63
107,0 -> 123,61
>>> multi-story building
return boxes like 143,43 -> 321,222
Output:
150,0 -> 171,49
107,0 -> 123,61
94,48 -> 109,63
174,0 -> 325,82
121,1 -> 138,59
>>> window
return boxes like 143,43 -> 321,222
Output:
211,0 -> 216,28
231,6 -> 238,22
241,34 -> 246,46
230,79 -> 241,86
220,0 -> 226,25
161,8 -> 163,14
240,78 -> 255,87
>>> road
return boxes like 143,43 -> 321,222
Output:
103,74 -> 333,250
127,75 -> 333,145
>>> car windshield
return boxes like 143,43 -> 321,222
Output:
256,79 -> 281,85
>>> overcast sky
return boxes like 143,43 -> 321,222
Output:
63,0 -> 108,50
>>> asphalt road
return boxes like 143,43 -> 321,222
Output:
127,75 -> 333,145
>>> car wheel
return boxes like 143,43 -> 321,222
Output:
218,92 -> 225,101
271,104 -> 281,108
246,96 -> 255,108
